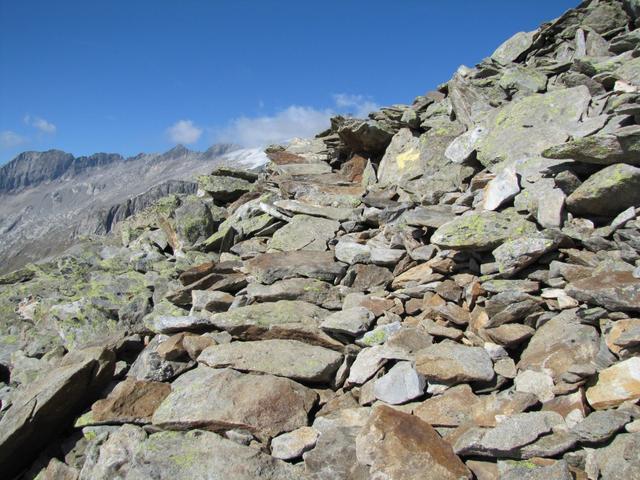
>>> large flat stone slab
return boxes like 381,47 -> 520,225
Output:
198,339 -> 342,383
152,366 -> 318,441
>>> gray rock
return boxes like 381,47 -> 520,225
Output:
543,126 -> 640,166
245,277 -> 342,309
431,211 -> 538,251
268,215 -> 340,252
337,117 -> 395,154
245,251 -> 347,284
482,168 -> 520,211
373,361 -> 425,405
271,427 -> 319,461
320,307 -> 374,337
566,163 -> 640,217
274,199 -> 354,222
128,335 -> 194,382
571,410 -> 632,445
347,345 -> 410,385
198,339 -> 342,383
152,366 -> 317,441
476,86 -> 591,171
491,30 -> 536,64
207,300 -> 342,349
536,187 -> 566,228
0,347 -> 114,478
492,236 -> 556,277
454,411 -> 565,458
415,342 -> 495,384
79,424 -> 304,480
334,240 -> 371,264
445,126 -> 487,164
148,315 -> 211,334
595,433 -> 640,480
377,128 -> 423,186
403,205 -> 456,228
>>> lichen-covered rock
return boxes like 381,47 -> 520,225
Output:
431,211 -> 538,251
566,163 -> 640,217
198,339 -> 342,383
268,214 -> 339,252
476,86 -> 591,170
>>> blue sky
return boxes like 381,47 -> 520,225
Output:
0,0 -> 578,164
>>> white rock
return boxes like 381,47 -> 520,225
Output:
514,369 -> 555,403
373,361 -> 426,405
482,168 -> 520,211
271,427 -> 319,460
445,126 -> 487,164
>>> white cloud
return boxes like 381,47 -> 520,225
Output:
0,130 -> 26,149
333,93 -> 379,118
24,115 -> 56,134
216,105 -> 333,147
166,119 -> 203,144
215,94 -> 379,148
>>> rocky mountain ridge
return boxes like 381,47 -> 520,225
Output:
1,0 -> 640,479
0,144 -> 266,273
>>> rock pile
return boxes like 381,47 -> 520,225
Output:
2,0 -> 640,478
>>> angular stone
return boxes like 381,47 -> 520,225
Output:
415,342 -> 494,384
268,215 -> 339,252
303,407 -> 371,480
245,251 -> 346,284
586,357 -> 640,409
571,410 -> 631,445
536,187 -> 566,228
347,345 -> 409,385
493,236 -> 556,277
445,126 -> 487,164
476,86 -> 591,170
605,318 -> 640,356
334,240 -> 370,264
152,366 -> 317,441
497,459 -> 572,480
543,126 -> 640,166
91,377 -> 171,424
245,277 -> 342,309
566,271 -> 640,312
79,425 -> 304,480
190,290 -> 234,313
356,405 -> 472,480
483,168 -> 520,211
392,263 -> 441,289
0,347 -> 114,478
207,300 -> 341,349
454,411 -> 565,458
514,369 -> 555,403
491,30 -> 536,64
274,199 -> 354,222
127,335 -> 194,382
518,311 -> 600,384
148,315 -> 210,334
337,118 -> 395,155
197,174 -> 253,202
566,163 -> 640,217
483,291 -> 543,328
431,211 -> 538,251
271,426 -> 319,460
198,339 -> 342,383
403,205 -> 457,228
595,433 -> 640,480
377,128 -> 423,186
373,361 -> 426,405
320,307 -> 374,337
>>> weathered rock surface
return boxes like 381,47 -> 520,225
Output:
152,366 -> 317,441
356,405 -> 472,480
198,339 -> 342,382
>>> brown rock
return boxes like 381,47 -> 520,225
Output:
356,405 -> 472,479
392,263 -> 442,289
586,357 -> 640,410
156,332 -> 190,360
566,271 -> 640,312
178,261 -> 217,285
182,334 -> 216,360
91,377 -> 171,423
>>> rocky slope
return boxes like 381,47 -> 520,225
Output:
2,0 -> 640,478
0,144 -> 267,273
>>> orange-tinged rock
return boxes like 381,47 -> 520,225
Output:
586,357 -> 640,409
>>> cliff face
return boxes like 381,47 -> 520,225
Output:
0,144 -> 267,273
1,1 -> 640,479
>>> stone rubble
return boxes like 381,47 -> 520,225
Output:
2,1 -> 640,478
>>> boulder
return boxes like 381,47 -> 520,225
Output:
198,339 -> 342,383
415,342 -> 495,384
268,214 -> 339,252
566,270 -> 640,312
245,251 -> 346,284
79,425 -> 304,480
431,211 -> 538,251
356,405 -> 472,479
152,366 -> 317,441
91,377 -> 171,424
586,357 -> 640,409
566,163 -> 640,217
373,361 -> 425,404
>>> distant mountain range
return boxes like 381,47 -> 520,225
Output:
0,144 -> 266,273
